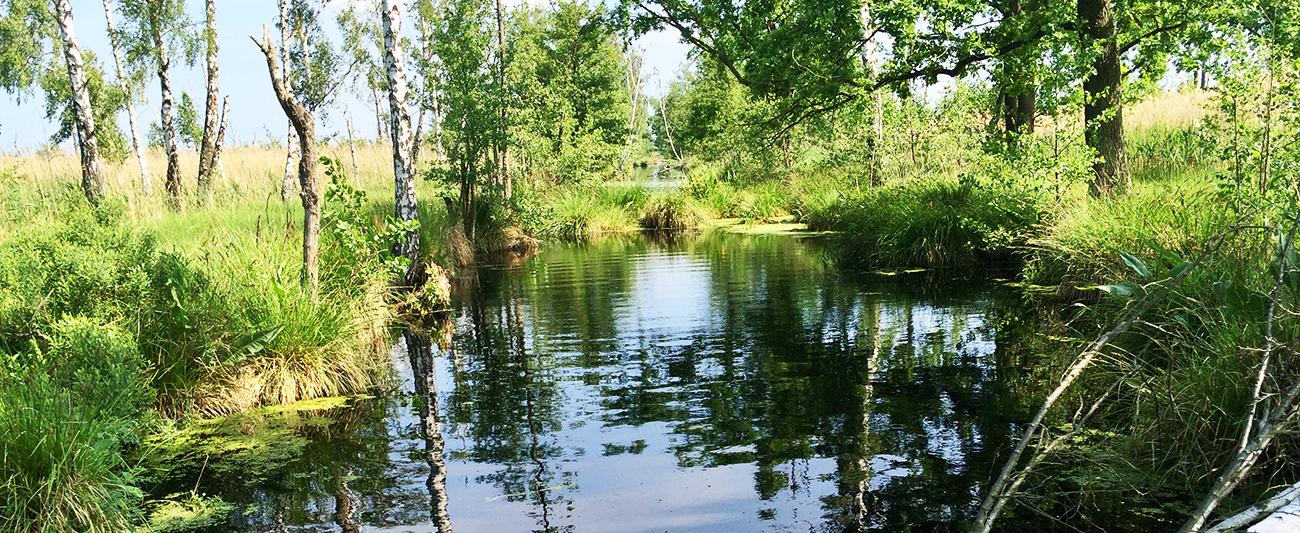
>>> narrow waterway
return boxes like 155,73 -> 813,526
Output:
214,230 -> 1049,532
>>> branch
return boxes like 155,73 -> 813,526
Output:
1119,21 -> 1189,56
1205,480 -> 1300,533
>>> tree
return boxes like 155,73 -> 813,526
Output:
379,0 -> 422,286
54,0 -> 106,204
101,0 -> 151,191
1079,0 -> 1129,196
176,91 -> 201,148
37,50 -> 128,163
252,26 -> 320,291
116,0 -> 191,208
195,0 -> 227,200
252,1 -> 350,290
435,0 -> 497,241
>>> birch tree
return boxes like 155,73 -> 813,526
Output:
379,0 -> 423,286
117,0 -> 189,208
54,0 -> 105,204
278,0 -> 298,202
102,0 -> 150,191
195,0 -> 226,200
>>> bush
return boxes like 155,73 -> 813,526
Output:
0,318 -> 149,533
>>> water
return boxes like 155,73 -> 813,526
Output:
203,231 -> 1046,532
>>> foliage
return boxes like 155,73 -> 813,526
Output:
37,51 -> 129,162
805,179 -> 1042,269
321,156 -> 417,280
176,92 -> 202,149
0,317 -> 150,533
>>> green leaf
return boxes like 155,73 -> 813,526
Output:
1115,249 -> 1151,279
226,324 -> 286,365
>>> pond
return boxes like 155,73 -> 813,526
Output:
193,230 -> 1053,532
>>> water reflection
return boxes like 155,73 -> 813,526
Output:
213,230 -> 1043,532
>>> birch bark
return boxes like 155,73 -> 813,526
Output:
55,0 -> 105,205
152,7 -> 182,208
380,0 -> 422,286
196,0 -> 221,199
101,0 -> 150,191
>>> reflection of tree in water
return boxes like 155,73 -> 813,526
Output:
448,272 -> 574,532
582,233 -> 1035,531
437,231 -> 1040,532
405,331 -> 454,533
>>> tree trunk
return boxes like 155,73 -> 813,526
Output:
102,0 -> 150,192
998,0 -> 1036,136
154,13 -> 182,209
495,0 -> 510,199
1079,0 -> 1129,196
196,0 -> 220,201
381,0 -> 422,287
347,118 -> 360,182
279,0 -> 298,202
55,0 -> 104,205
858,0 -> 883,186
212,95 -> 231,178
253,27 -> 320,291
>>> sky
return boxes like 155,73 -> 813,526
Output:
0,0 -> 693,154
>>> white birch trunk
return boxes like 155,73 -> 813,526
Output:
55,0 -> 104,204
197,0 -> 221,198
101,0 -> 150,192
381,0 -> 421,284
212,95 -> 231,179
858,0 -> 883,186
153,15 -> 182,208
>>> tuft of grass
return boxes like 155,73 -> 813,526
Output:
805,179 -> 1041,268
639,192 -> 706,231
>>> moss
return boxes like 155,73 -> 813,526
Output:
143,494 -> 236,533
138,395 -> 364,490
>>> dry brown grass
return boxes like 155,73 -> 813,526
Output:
1126,89 -> 1212,130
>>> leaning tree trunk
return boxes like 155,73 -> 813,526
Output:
1080,0 -> 1129,196
154,16 -> 183,209
55,0 -> 104,205
253,27 -> 321,291
102,0 -> 150,192
196,0 -> 221,201
858,0 -> 883,186
278,0 -> 298,202
212,95 -> 231,176
381,0 -> 423,287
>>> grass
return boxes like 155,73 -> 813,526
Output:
0,142 -> 439,530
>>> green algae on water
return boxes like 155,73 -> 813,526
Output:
138,395 -> 366,489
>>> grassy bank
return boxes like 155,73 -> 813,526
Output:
0,143 -> 459,531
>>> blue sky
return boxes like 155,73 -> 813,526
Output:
0,0 -> 692,153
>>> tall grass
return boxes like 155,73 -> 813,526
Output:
803,179 -> 1041,268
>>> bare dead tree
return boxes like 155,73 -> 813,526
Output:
252,26 -> 321,291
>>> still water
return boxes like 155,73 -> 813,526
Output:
213,231 -> 1045,532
